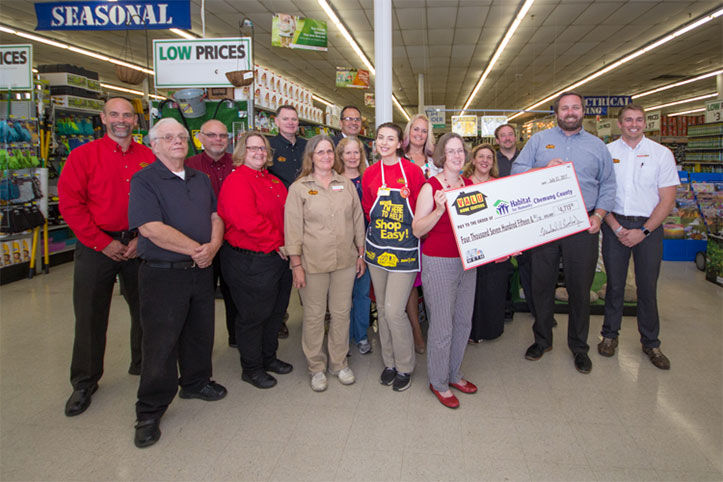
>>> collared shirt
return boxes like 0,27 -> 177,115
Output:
185,151 -> 234,197
607,136 -> 679,217
128,160 -> 216,262
284,171 -> 365,273
332,133 -> 373,160
511,126 -> 616,212
496,148 -> 518,178
217,165 -> 287,253
269,134 -> 307,188
58,134 -> 155,251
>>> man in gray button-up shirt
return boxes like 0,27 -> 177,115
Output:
511,91 -> 616,374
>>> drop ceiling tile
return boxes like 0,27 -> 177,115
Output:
454,28 -> 482,44
455,6 -> 491,28
428,29 -> 454,44
427,7 -> 459,29
401,29 -> 426,45
396,8 -> 427,29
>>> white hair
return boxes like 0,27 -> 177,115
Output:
149,118 -> 188,142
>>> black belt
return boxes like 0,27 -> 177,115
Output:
143,260 -> 199,270
613,213 -> 648,222
103,229 -> 138,245
225,241 -> 276,257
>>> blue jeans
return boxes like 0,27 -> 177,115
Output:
349,269 -> 371,343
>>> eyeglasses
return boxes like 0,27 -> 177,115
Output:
445,148 -> 465,156
246,145 -> 267,152
342,117 -> 361,122
159,134 -> 189,143
201,132 -> 227,139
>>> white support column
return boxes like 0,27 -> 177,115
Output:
374,0 -> 392,128
418,73 -> 424,114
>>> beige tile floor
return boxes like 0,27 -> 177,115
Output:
0,261 -> 721,481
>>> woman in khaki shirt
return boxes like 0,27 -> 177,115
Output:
284,135 -> 366,392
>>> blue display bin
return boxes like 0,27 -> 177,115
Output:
663,239 -> 708,261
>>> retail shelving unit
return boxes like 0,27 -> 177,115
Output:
684,122 -> 723,173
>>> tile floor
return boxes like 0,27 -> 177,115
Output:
0,261 -> 721,481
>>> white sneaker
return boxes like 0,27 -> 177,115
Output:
336,367 -> 355,385
310,372 -> 328,392
357,339 -> 372,355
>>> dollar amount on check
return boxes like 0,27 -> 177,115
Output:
445,163 -> 591,269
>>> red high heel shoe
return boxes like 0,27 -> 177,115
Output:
429,384 -> 459,409
449,379 -> 477,394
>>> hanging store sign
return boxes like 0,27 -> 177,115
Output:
479,116 -> 507,137
153,38 -> 252,89
425,105 -> 446,130
644,111 -> 661,132
0,45 -> 33,90
451,115 -> 477,137
705,99 -> 722,123
364,93 -> 375,107
583,95 -> 632,116
335,68 -> 369,89
271,13 -> 328,51
34,1 -> 191,30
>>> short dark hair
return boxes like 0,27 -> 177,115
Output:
341,105 -> 361,119
552,91 -> 584,114
494,123 -> 516,140
276,104 -> 297,115
617,103 -> 645,121
376,122 -> 404,157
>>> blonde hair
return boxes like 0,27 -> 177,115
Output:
402,113 -> 435,157
297,135 -> 339,179
335,136 -> 368,175
232,131 -> 273,168
463,143 -> 498,178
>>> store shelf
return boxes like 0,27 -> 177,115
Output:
660,136 -> 688,144
47,223 -> 68,231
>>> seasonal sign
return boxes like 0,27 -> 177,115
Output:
0,45 -> 33,90
35,0 -> 191,30
153,37 -> 252,89
271,13 -> 327,51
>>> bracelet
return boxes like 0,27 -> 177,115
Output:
592,212 -> 604,221
358,254 -> 364,259
291,264 -> 302,269
614,225 -> 624,234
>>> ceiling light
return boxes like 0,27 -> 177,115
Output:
460,0 -> 534,115
666,108 -> 706,117
312,94 -> 333,107
646,92 -> 717,111
101,82 -> 166,100
632,69 -> 723,99
317,0 -> 410,120
507,6 -> 723,120
169,28 -> 197,40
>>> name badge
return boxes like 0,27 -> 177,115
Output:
332,184 -> 344,191
378,188 -> 390,196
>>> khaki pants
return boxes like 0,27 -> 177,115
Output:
300,265 -> 356,373
368,264 -> 416,374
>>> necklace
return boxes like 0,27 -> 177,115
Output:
471,173 -> 490,184
441,173 -> 463,189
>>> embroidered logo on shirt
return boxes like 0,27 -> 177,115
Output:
396,178 -> 405,184
139,162 -> 150,168
277,156 -> 287,162
545,144 -> 555,149
271,178 -> 280,183
637,154 -> 650,157
308,189 -> 318,195
613,158 -> 620,164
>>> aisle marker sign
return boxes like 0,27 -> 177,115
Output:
35,1 -> 191,30
425,105 -> 446,130
153,38 -> 252,89
583,95 -> 632,116
0,45 -> 33,90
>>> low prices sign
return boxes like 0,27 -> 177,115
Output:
153,37 -> 252,88
0,45 -> 33,90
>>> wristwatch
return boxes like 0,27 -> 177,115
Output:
640,227 -> 651,237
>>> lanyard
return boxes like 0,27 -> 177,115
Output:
380,157 -> 408,189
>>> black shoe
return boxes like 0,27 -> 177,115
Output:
552,318 -> 558,327
278,322 -> 289,339
392,372 -> 411,392
228,339 -> 238,348
265,358 -> 293,375
574,353 -> 592,374
128,363 -> 141,376
134,418 -> 161,448
241,371 -> 277,389
524,343 -> 551,361
179,381 -> 228,401
504,308 -> 514,322
64,384 -> 98,417
380,367 -> 396,386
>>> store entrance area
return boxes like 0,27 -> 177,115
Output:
0,260 -> 720,481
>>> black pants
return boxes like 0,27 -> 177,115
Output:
220,245 -> 292,374
212,253 -> 238,343
516,251 -> 537,318
531,230 -> 599,354
601,220 -> 663,348
70,241 -> 141,390
470,260 -> 511,341
135,263 -> 214,421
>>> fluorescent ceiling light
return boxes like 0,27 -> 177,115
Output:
667,108 -> 706,117
632,69 -> 723,99
101,82 -> 166,100
0,24 -> 154,75
312,94 -> 333,107
460,0 -> 534,115
169,28 -> 197,40
646,92 -> 717,110
317,0 -> 410,121
507,6 -> 723,120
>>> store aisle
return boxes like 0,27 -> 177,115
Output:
0,261 -> 721,481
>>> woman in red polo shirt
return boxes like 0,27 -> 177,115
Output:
218,131 -> 293,390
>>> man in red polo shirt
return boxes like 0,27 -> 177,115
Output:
59,97 -> 155,417
186,120 -> 238,348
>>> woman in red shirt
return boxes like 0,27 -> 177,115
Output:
218,131 -> 293,390
412,132 -> 478,409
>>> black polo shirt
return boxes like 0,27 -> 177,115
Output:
496,148 -> 519,178
129,160 -> 216,262
268,134 -> 307,188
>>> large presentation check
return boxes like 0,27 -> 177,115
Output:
446,163 -> 591,269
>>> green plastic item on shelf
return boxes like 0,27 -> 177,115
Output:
29,154 -> 39,167
0,149 -> 8,170
7,150 -> 20,169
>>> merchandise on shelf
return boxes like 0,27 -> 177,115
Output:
252,64 -> 324,124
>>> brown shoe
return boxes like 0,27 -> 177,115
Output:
278,322 -> 289,339
597,337 -> 618,357
642,346 -> 670,370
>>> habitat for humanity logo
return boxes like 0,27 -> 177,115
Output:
494,199 -> 510,215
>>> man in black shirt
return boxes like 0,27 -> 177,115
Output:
332,105 -> 372,159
